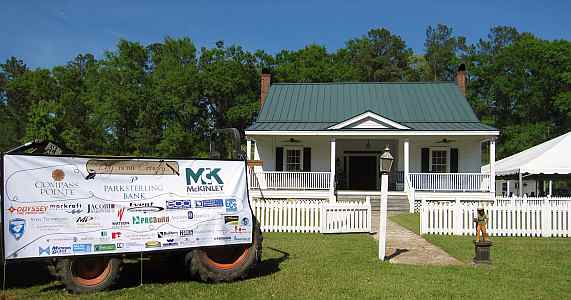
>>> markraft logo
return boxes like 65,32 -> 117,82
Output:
186,168 -> 224,193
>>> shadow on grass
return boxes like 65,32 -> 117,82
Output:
247,247 -> 289,278
385,248 -> 410,261
2,260 -> 54,289
4,246 -> 291,294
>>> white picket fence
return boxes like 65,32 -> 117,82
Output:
421,200 -> 571,237
251,199 -> 371,233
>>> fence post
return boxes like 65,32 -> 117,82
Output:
320,203 -> 327,233
541,197 -> 552,237
420,198 -> 426,234
453,198 -> 461,235
366,196 -> 372,233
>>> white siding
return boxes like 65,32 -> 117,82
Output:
254,136 -> 331,171
251,135 -> 484,173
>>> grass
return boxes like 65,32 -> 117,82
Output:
4,216 -> 571,299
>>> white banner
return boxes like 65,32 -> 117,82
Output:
2,155 -> 253,259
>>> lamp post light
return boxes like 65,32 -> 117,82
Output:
378,146 -> 394,261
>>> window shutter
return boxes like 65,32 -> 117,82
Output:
303,147 -> 311,172
450,148 -> 459,173
275,147 -> 283,171
421,148 -> 429,173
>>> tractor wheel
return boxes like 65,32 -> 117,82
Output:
189,218 -> 262,282
55,256 -> 122,293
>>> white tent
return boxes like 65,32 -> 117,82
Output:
482,131 -> 571,196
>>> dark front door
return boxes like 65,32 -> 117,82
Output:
348,156 -> 377,190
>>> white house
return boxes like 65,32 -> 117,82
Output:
245,69 -> 499,212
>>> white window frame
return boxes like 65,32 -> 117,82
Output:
429,148 -> 449,173
283,146 -> 303,172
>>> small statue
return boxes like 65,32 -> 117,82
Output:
473,208 -> 489,242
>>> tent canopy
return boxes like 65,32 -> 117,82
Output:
482,131 -> 571,176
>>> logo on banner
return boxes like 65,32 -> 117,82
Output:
94,244 -> 116,252
73,244 -> 92,253
127,202 -> 164,213
9,218 -> 26,240
241,217 -> 249,226
224,216 -> 239,225
77,216 -> 95,223
163,239 -> 178,247
132,216 -> 169,225
186,168 -> 224,193
157,231 -> 177,238
39,246 -> 50,256
52,246 -> 72,255
225,199 -> 238,212
145,241 -> 161,248
117,208 -> 126,221
52,169 -> 65,181
8,205 -> 47,215
112,232 -> 122,239
195,199 -> 224,208
87,203 -> 115,214
166,200 -> 192,210
34,169 -> 80,197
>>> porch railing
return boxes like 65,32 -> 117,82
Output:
249,171 -> 331,190
409,173 -> 491,192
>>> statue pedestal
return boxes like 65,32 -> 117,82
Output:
473,240 -> 492,264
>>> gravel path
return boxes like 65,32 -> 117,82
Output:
371,214 -> 464,266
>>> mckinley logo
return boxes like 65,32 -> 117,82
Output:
185,168 -> 224,193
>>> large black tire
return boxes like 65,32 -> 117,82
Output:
55,256 -> 122,293
189,219 -> 263,282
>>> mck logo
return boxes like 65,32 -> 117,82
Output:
186,168 -> 224,193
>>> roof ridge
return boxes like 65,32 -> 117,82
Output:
271,81 -> 456,86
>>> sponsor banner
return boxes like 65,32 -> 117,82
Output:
3,155 -> 252,259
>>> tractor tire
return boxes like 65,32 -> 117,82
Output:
189,218 -> 262,282
55,256 -> 122,293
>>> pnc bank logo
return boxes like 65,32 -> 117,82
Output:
185,168 -> 224,193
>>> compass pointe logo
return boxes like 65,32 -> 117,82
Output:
51,169 -> 65,181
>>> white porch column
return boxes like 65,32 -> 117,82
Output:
549,180 -> 553,197
519,172 -> 523,196
329,138 -> 336,203
246,139 -> 252,160
403,139 -> 410,190
253,140 -> 260,160
506,180 -> 510,197
489,139 -> 496,195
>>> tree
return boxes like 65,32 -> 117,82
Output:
344,28 -> 414,81
424,24 -> 469,81
199,41 -> 259,133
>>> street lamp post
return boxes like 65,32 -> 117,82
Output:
378,146 -> 394,261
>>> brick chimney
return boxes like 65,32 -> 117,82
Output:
260,73 -> 271,109
456,64 -> 467,95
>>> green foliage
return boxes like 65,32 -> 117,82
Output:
424,24 -> 469,81
1,26 -> 569,159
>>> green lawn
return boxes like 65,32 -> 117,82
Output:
5,216 -> 571,299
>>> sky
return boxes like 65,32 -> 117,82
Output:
2,0 -> 570,68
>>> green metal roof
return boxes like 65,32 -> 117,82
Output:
247,122 -> 497,131
248,82 -> 497,132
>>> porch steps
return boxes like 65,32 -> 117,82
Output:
337,194 -> 409,212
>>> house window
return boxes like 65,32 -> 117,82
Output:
430,150 -> 448,173
285,148 -> 302,171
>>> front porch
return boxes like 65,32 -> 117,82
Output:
246,135 -> 497,212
